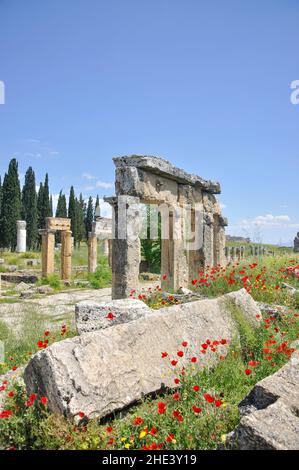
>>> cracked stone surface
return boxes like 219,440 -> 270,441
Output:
227,348 -> 299,450
24,289 -> 261,420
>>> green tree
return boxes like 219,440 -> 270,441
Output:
140,205 -> 161,273
21,167 -> 38,250
37,183 -> 44,230
76,193 -> 86,248
68,186 -> 77,246
55,190 -> 67,218
85,196 -> 94,239
0,158 -> 21,250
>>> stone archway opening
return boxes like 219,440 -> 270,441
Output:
39,217 -> 72,281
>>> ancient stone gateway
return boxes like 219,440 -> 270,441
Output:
39,217 -> 72,280
105,155 -> 227,299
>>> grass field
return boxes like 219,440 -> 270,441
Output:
0,252 -> 298,449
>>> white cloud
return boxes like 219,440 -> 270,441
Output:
231,214 -> 299,230
96,181 -> 114,189
82,172 -> 96,180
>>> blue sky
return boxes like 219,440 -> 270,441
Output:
0,0 -> 298,245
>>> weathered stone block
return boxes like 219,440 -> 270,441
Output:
227,350 -> 299,450
24,289 -> 261,420
75,299 -> 151,335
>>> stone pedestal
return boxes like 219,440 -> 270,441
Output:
40,230 -> 55,277
88,233 -> 97,273
16,220 -> 26,253
61,231 -> 72,280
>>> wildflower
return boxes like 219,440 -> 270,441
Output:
182,341 -> 188,347
172,410 -> 184,422
78,411 -> 85,418
7,391 -> 14,398
174,378 -> 180,385
29,393 -> 37,402
191,357 -> 197,363
221,434 -> 227,444
133,417 -> 144,425
107,437 -> 114,445
139,430 -> 147,439
177,351 -> 184,358
124,443 -> 131,449
161,352 -> 168,358
192,385 -> 200,392
215,400 -> 222,407
106,426 -> 113,433
157,402 -> 167,414
245,369 -> 252,376
44,330 -> 50,337
203,393 -> 214,403
171,360 -> 178,366
192,405 -> 202,414
150,427 -> 158,435
40,396 -> 48,405
172,392 -> 180,401
106,312 -> 115,320
166,433 -> 175,442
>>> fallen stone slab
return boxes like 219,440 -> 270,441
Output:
227,348 -> 299,450
24,289 -> 261,420
75,299 -> 151,335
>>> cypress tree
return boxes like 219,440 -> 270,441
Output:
49,195 -> 53,217
0,158 -> 21,250
37,182 -> 44,229
21,167 -> 38,250
85,196 -> 94,239
68,186 -> 77,246
42,173 -> 51,223
55,190 -> 67,218
76,193 -> 86,248
55,190 -> 67,244
0,176 -> 3,246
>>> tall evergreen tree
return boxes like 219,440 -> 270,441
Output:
37,182 -> 44,230
49,195 -> 53,217
21,166 -> 38,250
0,158 -> 21,250
94,194 -> 100,218
85,196 -> 94,239
68,186 -> 77,246
76,193 -> 86,248
0,176 -> 3,246
55,190 -> 67,218
55,190 -> 67,244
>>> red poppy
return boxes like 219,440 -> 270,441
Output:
172,392 -> 180,401
192,405 -> 202,414
40,396 -> 48,405
192,385 -> 200,392
171,360 -> 178,366
166,433 -> 174,442
106,426 -> 113,433
177,351 -> 184,358
133,417 -> 144,425
191,357 -> 197,363
174,378 -> 180,385
172,410 -> 184,422
106,312 -> 115,320
157,402 -> 167,414
245,369 -> 252,376
161,352 -> 168,358
215,400 -> 222,407
78,411 -> 85,418
182,341 -> 188,347
203,393 -> 214,403
150,427 -> 158,436
7,391 -> 14,398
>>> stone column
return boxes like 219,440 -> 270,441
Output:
88,232 -> 97,273
61,230 -> 72,281
16,220 -> 26,253
102,239 -> 109,257
40,229 -> 55,278
225,246 -> 230,262
231,246 -> 236,261
109,196 -> 141,299
203,214 -> 214,268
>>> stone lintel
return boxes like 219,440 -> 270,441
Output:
113,155 -> 221,194
46,217 -> 71,231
